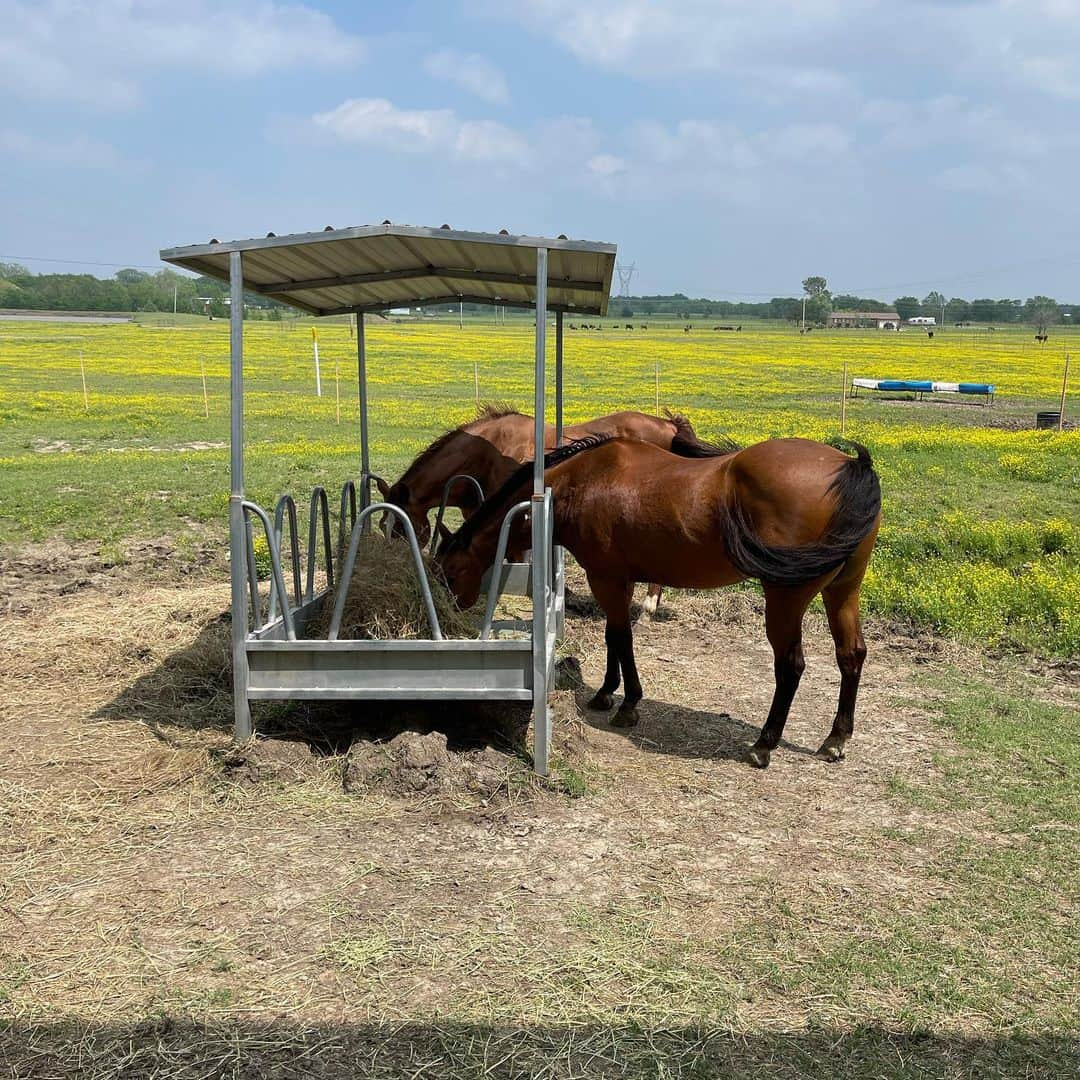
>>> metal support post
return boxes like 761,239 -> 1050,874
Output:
357,312 -> 371,524
532,248 -> 551,774
555,310 -> 564,444
228,250 -> 252,742
553,308 -> 566,637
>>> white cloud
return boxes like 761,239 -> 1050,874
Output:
587,154 -> 627,177
0,129 -> 123,169
0,1 -> 365,109
313,98 -> 530,166
424,50 -> 510,105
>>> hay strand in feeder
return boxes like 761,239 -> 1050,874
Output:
311,533 -> 479,641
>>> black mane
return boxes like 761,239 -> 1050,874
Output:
438,434 -> 614,555
665,410 -> 740,457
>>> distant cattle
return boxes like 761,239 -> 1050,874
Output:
927,331 -> 934,339
683,325 -> 692,333
625,323 -> 634,330
713,325 -> 737,331
1035,333 -> 1049,343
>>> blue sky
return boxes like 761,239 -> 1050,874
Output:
4,0 -> 1080,298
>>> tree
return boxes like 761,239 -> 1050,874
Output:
945,297 -> 972,323
832,293 -> 860,310
0,262 -> 29,279
894,296 -> 920,321
1025,295 -> 1058,334
115,268 -> 149,285
922,291 -> 945,319
802,276 -> 830,299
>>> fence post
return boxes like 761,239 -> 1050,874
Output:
1060,354 -> 1071,431
841,358 -> 848,436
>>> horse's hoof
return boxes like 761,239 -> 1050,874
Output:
588,692 -> 614,712
610,705 -> 640,728
816,737 -> 847,763
745,745 -> 771,769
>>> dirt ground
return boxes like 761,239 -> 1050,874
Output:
1,541 -> 1075,1077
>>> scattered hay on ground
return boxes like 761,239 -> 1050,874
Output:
310,534 -> 479,641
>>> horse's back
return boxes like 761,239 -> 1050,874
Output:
564,411 -> 675,449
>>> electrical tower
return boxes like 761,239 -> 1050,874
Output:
615,261 -> 636,297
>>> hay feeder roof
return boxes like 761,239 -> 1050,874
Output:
160,222 -> 617,317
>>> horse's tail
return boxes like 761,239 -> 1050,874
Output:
722,442 -> 881,586
664,410 -> 740,457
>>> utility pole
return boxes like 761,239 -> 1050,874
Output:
801,296 -> 806,332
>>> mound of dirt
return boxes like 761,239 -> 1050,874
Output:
343,730 -> 516,801
222,739 -> 320,784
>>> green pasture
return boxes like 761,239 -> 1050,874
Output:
0,318 -> 1077,654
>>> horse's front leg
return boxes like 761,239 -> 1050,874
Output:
587,623 -> 622,712
586,576 -> 641,726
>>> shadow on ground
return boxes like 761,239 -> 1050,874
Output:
92,610 -> 529,756
2,1019 -> 1074,1079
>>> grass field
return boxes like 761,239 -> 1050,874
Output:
1,316 -> 1077,654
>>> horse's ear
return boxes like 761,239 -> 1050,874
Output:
374,476 -> 391,498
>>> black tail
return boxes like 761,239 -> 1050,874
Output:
722,442 -> 881,586
665,410 -> 740,457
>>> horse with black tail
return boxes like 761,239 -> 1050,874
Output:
436,434 -> 881,768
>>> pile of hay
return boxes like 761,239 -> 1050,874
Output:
310,533 -> 480,641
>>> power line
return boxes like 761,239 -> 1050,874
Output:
0,253 -> 162,270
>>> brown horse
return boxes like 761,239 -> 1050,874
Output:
436,435 -> 882,768
376,405 -> 734,615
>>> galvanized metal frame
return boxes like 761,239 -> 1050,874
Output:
196,227 -> 606,775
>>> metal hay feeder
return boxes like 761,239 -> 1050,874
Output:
160,223 -> 617,773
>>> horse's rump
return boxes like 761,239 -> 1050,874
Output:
722,442 -> 881,585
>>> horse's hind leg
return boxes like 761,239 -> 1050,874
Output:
817,577 -> 868,763
746,584 -> 816,769
640,583 -> 663,618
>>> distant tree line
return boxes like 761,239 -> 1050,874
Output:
618,284 -> 1075,330
1,263 -> 1075,331
0,263 -> 287,318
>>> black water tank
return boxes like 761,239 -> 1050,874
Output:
1036,411 -> 1061,429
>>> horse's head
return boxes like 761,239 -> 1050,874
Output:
374,478 -> 432,545
434,509 -> 530,611
434,531 -> 485,610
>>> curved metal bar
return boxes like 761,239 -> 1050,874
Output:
429,473 -> 486,555
241,500 -> 296,641
360,470 -> 390,537
338,480 -> 357,555
268,494 -> 301,621
328,503 -> 443,643
243,517 -> 261,628
305,486 -> 334,600
480,500 -> 532,640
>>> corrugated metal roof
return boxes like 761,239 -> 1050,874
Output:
159,223 -> 617,316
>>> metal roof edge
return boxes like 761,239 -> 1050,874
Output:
160,223 -> 616,262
